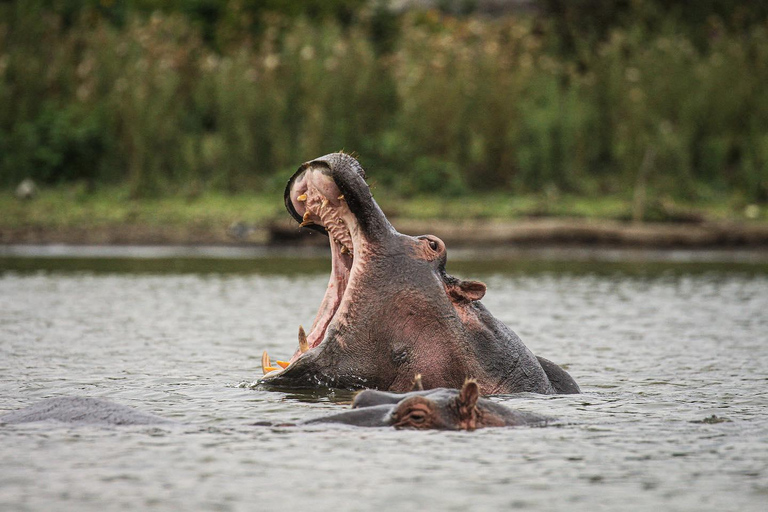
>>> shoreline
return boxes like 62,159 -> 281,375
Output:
2,243 -> 767,265
2,218 -> 768,266
3,217 -> 768,249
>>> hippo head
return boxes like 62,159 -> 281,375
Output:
302,380 -> 549,430
261,153 -> 579,395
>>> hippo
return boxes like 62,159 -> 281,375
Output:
1,380 -> 548,431
0,397 -> 174,426
261,152 -> 580,395
304,379 -> 549,430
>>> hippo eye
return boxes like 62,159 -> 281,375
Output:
393,401 -> 433,429
428,239 -> 439,252
409,411 -> 426,424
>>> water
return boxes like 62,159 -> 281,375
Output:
1,257 -> 767,511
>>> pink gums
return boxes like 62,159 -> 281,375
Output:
286,169 -> 359,363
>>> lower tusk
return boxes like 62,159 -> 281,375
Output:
298,325 -> 309,353
338,194 -> 344,200
321,198 -> 329,209
297,194 -> 307,202
261,350 -> 280,374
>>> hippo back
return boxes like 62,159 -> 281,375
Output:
1,397 -> 173,426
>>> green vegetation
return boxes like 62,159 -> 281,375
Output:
2,186 -> 763,236
1,1 -> 767,221
0,187 -> 282,230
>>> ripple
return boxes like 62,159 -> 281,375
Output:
1,268 -> 767,511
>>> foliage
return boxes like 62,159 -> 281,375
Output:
0,0 -> 767,208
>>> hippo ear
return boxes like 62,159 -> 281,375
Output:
459,379 -> 480,409
449,280 -> 486,302
457,379 -> 480,429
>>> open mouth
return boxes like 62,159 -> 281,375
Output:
261,166 -> 364,376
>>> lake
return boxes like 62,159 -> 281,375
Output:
1,251 -> 767,511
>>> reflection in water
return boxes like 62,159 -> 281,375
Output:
0,259 -> 766,511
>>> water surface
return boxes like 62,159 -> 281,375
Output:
1,257 -> 766,511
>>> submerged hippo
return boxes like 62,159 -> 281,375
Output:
304,379 -> 549,430
2,381 -> 548,431
261,152 -> 579,395
0,397 -> 173,426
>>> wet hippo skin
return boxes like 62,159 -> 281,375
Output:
261,152 -> 580,395
304,380 -> 549,430
3,381 -> 548,431
0,397 -> 174,426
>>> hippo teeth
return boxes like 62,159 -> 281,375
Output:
300,191 -> 354,257
282,167 -> 360,367
258,325 -> 313,376
298,326 -> 309,353
261,351 -> 281,375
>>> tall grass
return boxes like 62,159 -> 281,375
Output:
1,3 -> 767,205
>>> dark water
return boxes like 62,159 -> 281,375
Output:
1,256 -> 767,511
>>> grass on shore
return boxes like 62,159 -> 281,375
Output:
1,185 -> 765,234
0,186 -> 282,231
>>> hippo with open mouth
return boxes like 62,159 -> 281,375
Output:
261,152 -> 579,395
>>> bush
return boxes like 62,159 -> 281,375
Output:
0,1 -> 766,204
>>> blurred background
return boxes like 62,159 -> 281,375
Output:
1,0 -> 767,244
4,7 -> 768,512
